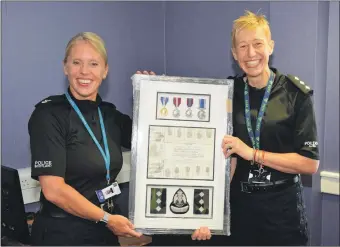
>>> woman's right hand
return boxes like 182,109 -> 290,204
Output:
106,214 -> 142,238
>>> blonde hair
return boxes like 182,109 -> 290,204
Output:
231,10 -> 271,48
63,32 -> 108,65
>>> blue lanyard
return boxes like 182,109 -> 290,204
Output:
244,70 -> 274,149
65,92 -> 111,184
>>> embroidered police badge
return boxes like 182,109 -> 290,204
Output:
170,188 -> 190,214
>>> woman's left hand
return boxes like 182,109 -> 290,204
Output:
191,226 -> 211,241
221,135 -> 253,161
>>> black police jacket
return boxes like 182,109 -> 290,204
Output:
29,88 -> 132,214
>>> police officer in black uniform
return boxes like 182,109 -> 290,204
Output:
219,11 -> 320,246
29,32 -> 142,245
139,11 -> 319,246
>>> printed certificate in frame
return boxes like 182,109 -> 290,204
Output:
129,74 -> 233,235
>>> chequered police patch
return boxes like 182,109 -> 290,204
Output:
150,188 -> 167,214
193,189 -> 209,215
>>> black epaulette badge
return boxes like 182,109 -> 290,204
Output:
287,74 -> 313,94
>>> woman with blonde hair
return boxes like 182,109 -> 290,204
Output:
148,10 -> 319,246
220,10 -> 319,245
29,32 -> 141,245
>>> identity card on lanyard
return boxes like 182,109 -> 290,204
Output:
244,70 -> 274,183
65,92 -> 121,204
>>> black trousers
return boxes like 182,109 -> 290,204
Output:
31,213 -> 120,246
149,234 -> 230,246
228,182 -> 309,246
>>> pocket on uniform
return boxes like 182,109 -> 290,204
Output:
267,184 -> 307,235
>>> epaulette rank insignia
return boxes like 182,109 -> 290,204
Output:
287,74 -> 313,94
35,98 -> 53,107
40,99 -> 52,104
35,95 -> 65,108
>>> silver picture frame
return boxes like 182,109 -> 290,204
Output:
129,74 -> 234,235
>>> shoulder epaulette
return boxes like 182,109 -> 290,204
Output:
287,74 -> 313,95
227,74 -> 242,80
35,95 -> 66,108
101,101 -> 117,110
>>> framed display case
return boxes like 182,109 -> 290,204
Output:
129,74 -> 233,235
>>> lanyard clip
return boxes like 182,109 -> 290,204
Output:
106,170 -> 110,185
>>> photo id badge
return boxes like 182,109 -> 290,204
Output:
95,182 -> 121,203
248,166 -> 271,184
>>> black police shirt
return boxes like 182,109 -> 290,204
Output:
29,88 -> 132,213
231,68 -> 319,191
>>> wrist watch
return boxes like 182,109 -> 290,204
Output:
99,212 -> 109,224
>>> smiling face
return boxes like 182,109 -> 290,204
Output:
232,26 -> 274,80
63,40 -> 108,101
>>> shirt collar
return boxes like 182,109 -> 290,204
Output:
240,67 -> 283,90
66,87 -> 103,112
